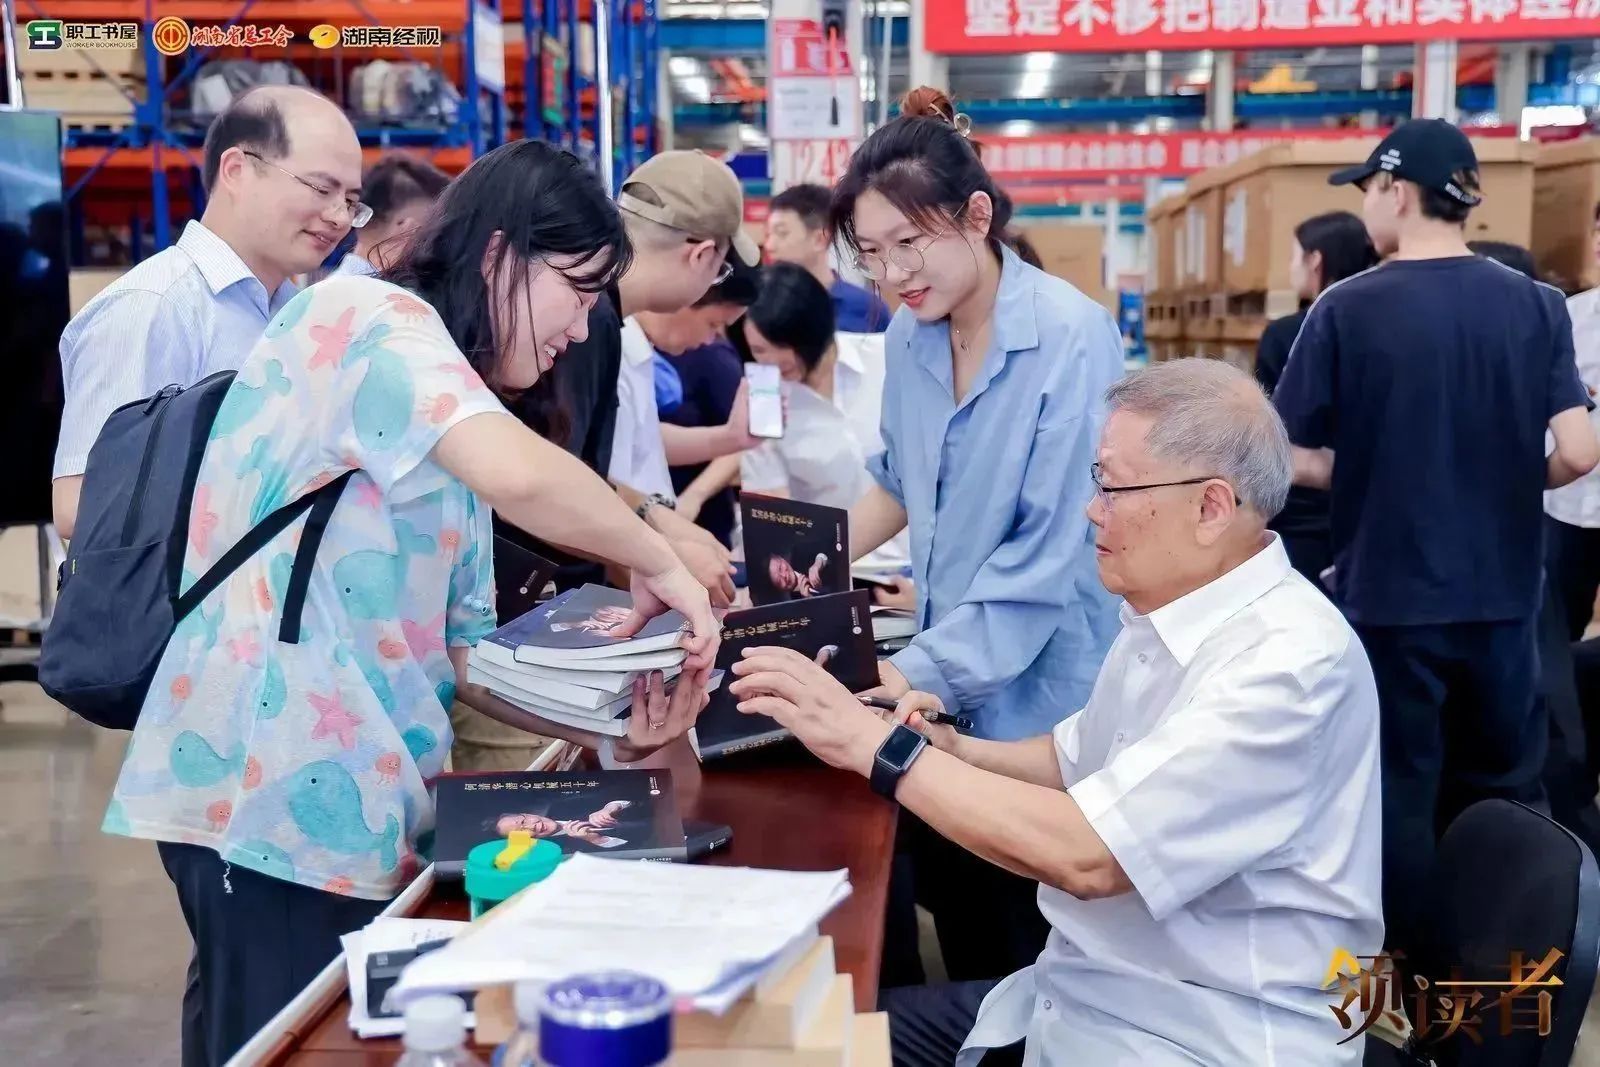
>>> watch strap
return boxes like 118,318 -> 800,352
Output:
870,724 -> 928,800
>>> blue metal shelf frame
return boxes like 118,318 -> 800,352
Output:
47,0 -> 511,259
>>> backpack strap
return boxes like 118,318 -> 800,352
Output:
276,473 -> 350,645
174,471 -> 355,643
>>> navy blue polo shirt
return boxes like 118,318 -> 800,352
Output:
830,276 -> 891,334
1273,256 -> 1587,627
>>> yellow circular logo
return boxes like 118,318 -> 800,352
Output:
151,16 -> 190,56
308,24 -> 340,49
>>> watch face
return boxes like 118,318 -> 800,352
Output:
878,725 -> 925,769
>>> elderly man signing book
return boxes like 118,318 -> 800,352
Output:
727,359 -> 1384,1067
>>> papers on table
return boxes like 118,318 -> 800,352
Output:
341,917 -> 472,1038
390,854 -> 851,1014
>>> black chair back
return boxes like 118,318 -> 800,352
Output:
1420,799 -> 1600,1067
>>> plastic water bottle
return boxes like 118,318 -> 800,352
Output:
493,982 -> 542,1067
536,972 -> 671,1067
396,994 -> 484,1066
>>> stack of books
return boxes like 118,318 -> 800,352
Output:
468,584 -> 689,737
671,936 -> 890,1066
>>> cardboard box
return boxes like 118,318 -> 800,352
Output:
1145,291 -> 1184,339
1023,223 -> 1106,298
1218,136 -> 1537,294
69,268 -> 123,314
1181,169 -> 1228,292
1218,140 -> 1375,294
1533,138 -> 1600,294
1468,137 -> 1539,249
1147,193 -> 1187,292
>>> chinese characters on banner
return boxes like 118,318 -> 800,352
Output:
769,17 -> 860,193
928,0 -> 1600,52
983,128 -> 1382,180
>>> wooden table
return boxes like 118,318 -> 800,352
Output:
259,751 -> 897,1065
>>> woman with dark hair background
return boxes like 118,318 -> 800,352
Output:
824,92 -> 1124,985
1254,210 -> 1378,584
739,263 -> 876,510
106,139 -> 718,1065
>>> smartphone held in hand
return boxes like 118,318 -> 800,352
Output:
744,363 -> 785,439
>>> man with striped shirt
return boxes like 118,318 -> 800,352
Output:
51,85 -> 362,536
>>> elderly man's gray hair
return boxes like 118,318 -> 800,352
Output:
1104,358 -> 1292,519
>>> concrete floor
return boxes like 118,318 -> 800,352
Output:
0,684 -> 188,1065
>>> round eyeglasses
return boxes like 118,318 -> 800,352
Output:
851,226 -> 951,282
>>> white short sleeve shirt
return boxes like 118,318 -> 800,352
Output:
964,536 -> 1384,1067
607,318 -> 674,500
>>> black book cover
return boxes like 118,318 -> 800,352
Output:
692,590 -> 878,761
433,769 -> 686,878
741,493 -> 850,607
492,536 -> 560,622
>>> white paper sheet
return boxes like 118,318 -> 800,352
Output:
342,918 -> 473,1038
389,855 -> 851,1013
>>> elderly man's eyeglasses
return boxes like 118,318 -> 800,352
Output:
852,226 -> 953,282
243,150 -> 373,229
1091,462 -> 1234,505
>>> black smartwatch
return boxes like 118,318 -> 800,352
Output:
870,723 -> 929,800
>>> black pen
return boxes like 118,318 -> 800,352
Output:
857,694 -> 974,732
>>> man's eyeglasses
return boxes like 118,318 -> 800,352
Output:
243,150 -> 373,228
684,236 -> 735,284
852,226 -> 951,282
1090,462 -> 1237,505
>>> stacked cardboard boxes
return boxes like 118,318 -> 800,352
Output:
1533,138 -> 1600,295
1145,193 -> 1186,363
1169,135 -> 1538,374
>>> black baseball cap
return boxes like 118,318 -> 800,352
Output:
1329,119 -> 1482,206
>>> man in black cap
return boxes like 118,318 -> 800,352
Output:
1273,119 -> 1599,964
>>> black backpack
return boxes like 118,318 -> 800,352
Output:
39,371 -> 352,729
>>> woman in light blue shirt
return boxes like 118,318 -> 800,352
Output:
835,112 -> 1123,742
831,100 -> 1125,982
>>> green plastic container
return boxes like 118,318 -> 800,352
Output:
465,836 -> 564,919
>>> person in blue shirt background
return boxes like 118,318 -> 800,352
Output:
764,183 -> 891,334
829,93 -> 1124,985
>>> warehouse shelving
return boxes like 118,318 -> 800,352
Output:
18,0 -> 514,260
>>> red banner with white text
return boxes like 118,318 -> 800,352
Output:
927,0 -> 1600,54
982,128 -> 1391,180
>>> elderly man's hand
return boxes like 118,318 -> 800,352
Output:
728,647 -> 891,776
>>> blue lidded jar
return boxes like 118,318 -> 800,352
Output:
537,972 -> 672,1067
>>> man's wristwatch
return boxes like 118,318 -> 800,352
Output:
870,724 -> 929,800
634,492 -> 676,522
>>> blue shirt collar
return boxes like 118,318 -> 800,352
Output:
177,220 -> 296,310
913,245 -> 1040,403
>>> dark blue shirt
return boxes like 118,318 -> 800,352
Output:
661,340 -> 744,547
1273,256 -> 1587,626
830,276 -> 891,334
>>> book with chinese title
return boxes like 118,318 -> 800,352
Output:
433,769 -> 687,876
691,590 -> 877,762
742,494 -> 850,607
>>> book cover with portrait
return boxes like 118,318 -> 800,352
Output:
433,769 -> 687,877
478,584 -> 688,667
691,590 -> 878,761
741,493 -> 850,607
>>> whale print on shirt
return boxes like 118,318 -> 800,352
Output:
288,760 -> 399,872
333,519 -> 435,620
212,360 -> 291,439
169,730 -> 245,788
229,839 -> 296,882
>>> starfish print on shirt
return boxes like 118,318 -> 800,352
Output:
308,689 -> 364,750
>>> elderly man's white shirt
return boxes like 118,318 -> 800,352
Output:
961,535 -> 1384,1067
